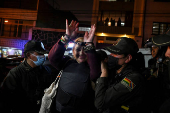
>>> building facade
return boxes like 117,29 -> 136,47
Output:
91,0 -> 170,49
0,0 -> 78,58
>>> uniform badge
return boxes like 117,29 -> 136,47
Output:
121,77 -> 136,92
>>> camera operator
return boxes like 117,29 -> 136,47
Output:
95,37 -> 146,113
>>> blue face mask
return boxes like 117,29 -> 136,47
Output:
31,54 -> 46,66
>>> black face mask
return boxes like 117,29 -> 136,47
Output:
107,55 -> 122,70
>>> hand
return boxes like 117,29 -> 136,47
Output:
66,19 -> 79,40
84,24 -> 96,42
100,61 -> 108,77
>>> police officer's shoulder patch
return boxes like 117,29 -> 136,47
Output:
121,77 -> 136,92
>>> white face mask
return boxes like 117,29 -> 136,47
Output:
30,54 -> 46,66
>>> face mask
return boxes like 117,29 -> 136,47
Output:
107,55 -> 122,70
30,54 -> 46,66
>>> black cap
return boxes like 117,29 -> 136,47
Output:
152,34 -> 170,46
24,40 -> 48,54
105,37 -> 139,54
96,50 -> 108,61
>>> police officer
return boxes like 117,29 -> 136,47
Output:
145,38 -> 168,79
152,32 -> 170,113
95,37 -> 145,113
1,40 -> 54,113
143,37 -> 169,113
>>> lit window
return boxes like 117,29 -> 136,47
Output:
2,19 -> 34,38
154,0 -> 170,2
121,22 -> 125,26
108,22 -> 111,26
152,22 -> 170,35
4,20 -> 8,23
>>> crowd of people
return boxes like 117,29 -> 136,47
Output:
0,19 -> 170,113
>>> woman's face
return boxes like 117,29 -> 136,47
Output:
73,44 -> 87,63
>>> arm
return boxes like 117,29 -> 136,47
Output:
48,40 -> 67,70
1,70 -> 24,112
95,78 -> 132,110
48,19 -> 79,70
86,49 -> 101,81
2,69 -> 20,92
84,24 -> 101,81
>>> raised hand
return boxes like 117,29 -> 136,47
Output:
84,24 -> 96,42
66,19 -> 79,40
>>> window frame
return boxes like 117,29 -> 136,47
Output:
152,22 -> 170,35
0,19 -> 34,38
154,0 -> 170,2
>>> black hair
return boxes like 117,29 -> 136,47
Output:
128,52 -> 145,70
96,50 -> 108,61
24,51 -> 34,58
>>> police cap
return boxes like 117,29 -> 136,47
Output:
152,34 -> 170,46
105,37 -> 139,55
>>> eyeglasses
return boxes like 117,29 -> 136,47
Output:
74,42 -> 86,46
75,46 -> 85,52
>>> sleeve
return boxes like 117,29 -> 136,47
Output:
2,69 -> 32,112
1,70 -> 21,112
95,73 -> 141,111
85,46 -> 101,81
48,40 -> 71,70
2,70 -> 18,91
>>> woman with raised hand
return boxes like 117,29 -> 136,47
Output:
48,19 -> 101,113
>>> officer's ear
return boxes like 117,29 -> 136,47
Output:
26,52 -> 31,59
125,54 -> 132,63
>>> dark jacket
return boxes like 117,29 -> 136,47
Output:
95,64 -> 145,113
145,58 -> 170,112
1,60 -> 54,113
48,40 -> 101,113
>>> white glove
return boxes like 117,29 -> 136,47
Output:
39,77 -> 60,113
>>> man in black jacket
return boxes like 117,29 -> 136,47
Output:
1,40 -> 55,113
95,37 -> 146,113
